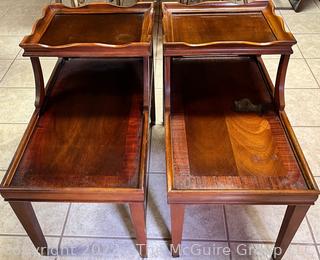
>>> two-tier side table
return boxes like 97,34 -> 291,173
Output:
162,1 -> 319,259
0,2 -> 154,257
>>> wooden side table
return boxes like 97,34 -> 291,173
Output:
0,2 -> 154,257
162,1 -> 319,259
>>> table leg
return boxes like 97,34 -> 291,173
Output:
274,54 -> 290,111
30,57 -> 45,109
129,202 -> 147,257
272,205 -> 310,260
170,204 -> 185,257
164,56 -> 171,124
9,201 -> 47,255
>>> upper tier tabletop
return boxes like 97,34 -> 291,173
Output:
20,2 -> 154,57
162,1 -> 296,56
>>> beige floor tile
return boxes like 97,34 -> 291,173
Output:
147,240 -> 231,260
283,14 -> 320,33
0,15 -> 37,36
150,125 -> 165,173
225,205 -> 313,243
64,203 -> 135,237
156,29 -> 163,58
230,242 -> 273,260
307,59 -> 320,86
5,4 -> 48,18
0,36 -> 21,59
280,244 -> 319,260
59,237 -> 141,260
273,0 -> 292,8
306,177 -> 320,243
0,59 -> 58,88
263,59 -> 319,88
0,236 -> 59,260
291,44 -> 303,59
285,89 -> 320,126
0,124 -> 26,170
147,174 -> 170,239
230,243 -> 319,260
295,34 -> 320,58
0,60 -> 11,81
0,200 -> 69,235
154,58 -> 163,90
155,88 -> 163,124
147,174 -> 227,240
294,127 -> 320,176
59,238 -> 229,260
0,5 -> 8,18
0,88 -> 34,123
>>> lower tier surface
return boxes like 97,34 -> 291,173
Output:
170,57 -> 307,190
10,58 -> 145,189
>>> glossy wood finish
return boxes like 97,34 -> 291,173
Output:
170,57 -> 307,191
170,204 -> 185,257
162,1 -> 296,56
162,1 -> 319,258
1,3 -> 154,257
20,3 -> 154,57
129,202 -> 147,257
11,59 -> 143,189
9,202 -> 47,255
273,205 -> 310,259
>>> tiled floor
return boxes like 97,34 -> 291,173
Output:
0,0 -> 320,259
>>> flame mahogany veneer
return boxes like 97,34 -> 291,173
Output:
0,2 -> 154,257
162,1 -> 319,259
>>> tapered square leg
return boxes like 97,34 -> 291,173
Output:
9,201 -> 47,255
170,204 -> 185,257
129,202 -> 147,257
272,205 -> 310,260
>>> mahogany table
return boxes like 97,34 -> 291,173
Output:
0,2 -> 154,257
162,1 -> 319,259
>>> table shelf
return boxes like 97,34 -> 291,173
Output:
169,57 -> 307,191
1,58 -> 149,200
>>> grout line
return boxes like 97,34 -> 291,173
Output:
291,33 -> 320,35
305,59 -> 320,89
0,87 -> 35,89
305,216 -> 320,259
57,203 -> 72,251
0,48 -> 25,84
290,125 -> 320,128
149,171 -> 165,175
296,42 -> 320,89
222,205 -> 232,260
292,125 -> 320,128
0,233 -> 60,238
285,87 -> 320,89
0,60 -> 15,84
47,233 -> 320,246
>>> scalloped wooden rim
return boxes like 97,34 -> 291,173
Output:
162,0 -> 296,48
20,2 -> 154,50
